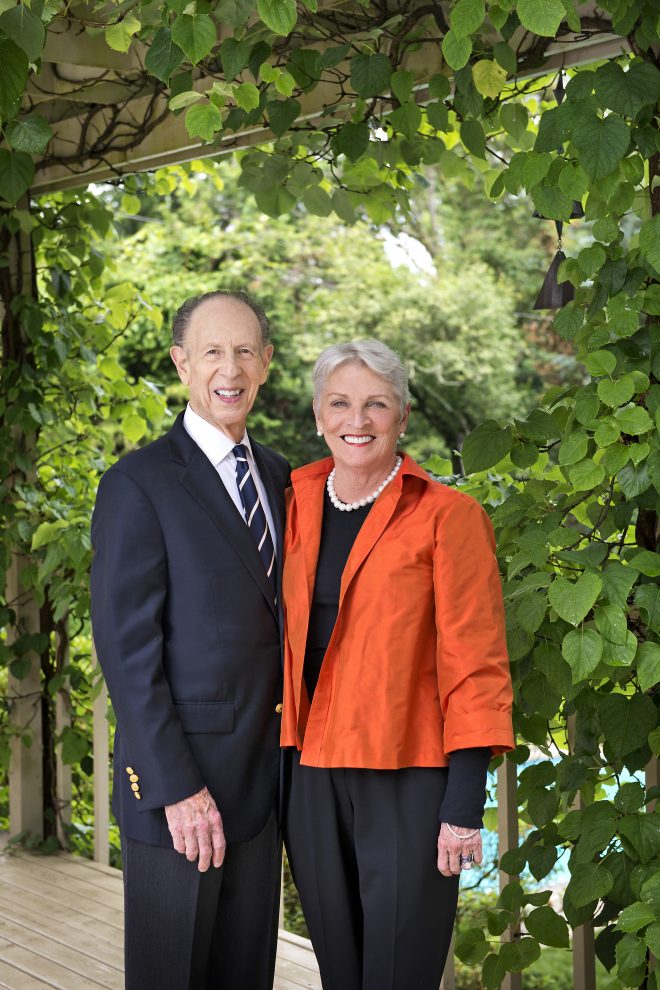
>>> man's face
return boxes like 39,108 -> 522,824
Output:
170,297 -> 273,442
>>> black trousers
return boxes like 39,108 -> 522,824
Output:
121,811 -> 281,990
284,751 -> 459,990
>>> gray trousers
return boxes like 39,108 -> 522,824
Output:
121,811 -> 280,990
284,751 -> 459,990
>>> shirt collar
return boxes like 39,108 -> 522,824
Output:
183,403 -> 250,467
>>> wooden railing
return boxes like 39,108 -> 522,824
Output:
9,643 -> 660,989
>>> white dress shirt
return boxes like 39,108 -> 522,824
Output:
183,404 -> 277,551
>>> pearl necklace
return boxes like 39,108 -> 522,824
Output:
326,457 -> 403,511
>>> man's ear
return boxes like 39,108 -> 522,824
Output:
170,345 -> 189,385
260,343 -> 274,383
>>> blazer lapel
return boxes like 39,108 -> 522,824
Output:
169,417 -> 277,617
338,482 -> 402,608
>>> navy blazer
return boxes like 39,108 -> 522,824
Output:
90,411 -> 290,847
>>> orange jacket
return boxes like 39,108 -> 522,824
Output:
280,454 -> 514,768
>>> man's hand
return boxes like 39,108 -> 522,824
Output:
165,786 -> 226,873
437,822 -> 483,877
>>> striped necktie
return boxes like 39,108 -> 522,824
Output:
233,444 -> 276,595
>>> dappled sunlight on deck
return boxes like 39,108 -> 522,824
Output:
0,839 -> 321,990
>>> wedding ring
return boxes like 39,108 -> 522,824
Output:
460,853 -> 474,870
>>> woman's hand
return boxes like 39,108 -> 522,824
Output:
437,822 -> 483,877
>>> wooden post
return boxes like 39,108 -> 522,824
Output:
498,758 -> 522,990
439,931 -> 455,989
54,624 -> 72,847
92,641 -> 110,864
7,554 -> 43,839
3,204 -> 44,841
567,715 -> 596,990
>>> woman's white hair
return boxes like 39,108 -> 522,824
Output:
313,339 -> 410,415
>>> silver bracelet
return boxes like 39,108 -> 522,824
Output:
445,823 -> 480,840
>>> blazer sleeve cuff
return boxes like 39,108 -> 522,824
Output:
443,709 -> 515,756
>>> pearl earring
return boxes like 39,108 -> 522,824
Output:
317,430 -> 323,437
399,432 -> 405,439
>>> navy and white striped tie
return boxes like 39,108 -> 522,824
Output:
233,444 -> 276,595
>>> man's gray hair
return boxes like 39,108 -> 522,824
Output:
171,290 -> 270,349
313,339 -> 410,415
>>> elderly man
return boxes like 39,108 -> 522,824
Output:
91,290 -> 289,990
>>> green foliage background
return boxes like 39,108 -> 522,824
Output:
1,0 -> 659,987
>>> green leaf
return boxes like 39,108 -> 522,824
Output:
594,603 -> 628,645
332,122 -> 369,163
628,550 -> 660,578
527,785 -> 559,826
350,53 -> 392,98
516,0 -> 565,36
0,148 -> 34,205
389,102 -> 422,140
426,102 -> 449,132
442,30 -> 472,71
567,862 -> 614,908
31,520 -> 67,551
645,922 -> 660,957
391,69 -> 414,104
169,90 -> 204,111
553,303 -> 583,339
234,81 -> 260,111
619,815 -> 660,863
615,934 -> 647,983
636,642 -> 660,694
597,375 -> 635,408
257,0 -> 297,35
567,458 -> 605,490
215,0 -> 254,28
451,0 -> 485,36
558,430 -> 588,466
577,243 -> 606,276
482,952 -> 506,990
615,782 -> 645,814
220,37 -> 251,80
105,15 -> 141,53
122,415 -> 148,444
549,573 -> 602,626
428,74 -> 451,100
585,349 -> 616,376
616,900 -> 656,932
527,844 -> 558,881
267,98 -> 301,137
302,185 -> 332,217
145,28 -> 184,83
499,937 -> 541,971
617,462 -> 651,499
531,184 -> 573,221
525,906 -> 569,947
600,693 -> 657,759
60,726 -> 89,766
472,59 -> 507,98
0,4 -> 45,62
120,193 -> 141,215
517,593 -> 547,634
462,420 -> 513,473
500,103 -> 528,141
562,628 -> 603,681
614,404 -> 653,436
171,14 -> 217,66
0,39 -> 29,122
639,216 -> 660,275
572,115 -> 631,180
494,42 -> 517,75
635,585 -> 660,632
595,61 -> 660,118
460,119 -> 486,159
185,102 -> 222,142
455,928 -> 489,965
5,113 -> 52,155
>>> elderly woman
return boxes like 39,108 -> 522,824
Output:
280,340 -> 514,990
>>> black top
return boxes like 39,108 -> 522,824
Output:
302,487 -> 490,829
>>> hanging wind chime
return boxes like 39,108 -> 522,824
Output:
533,71 -> 584,310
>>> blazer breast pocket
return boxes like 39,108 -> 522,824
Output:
174,700 -> 235,733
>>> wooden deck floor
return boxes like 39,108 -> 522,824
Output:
0,840 -> 320,990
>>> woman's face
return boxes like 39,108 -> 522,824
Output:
315,362 -> 409,477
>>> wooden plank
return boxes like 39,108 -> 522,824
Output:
0,958 -> 55,990
0,869 -> 123,930
0,921 -> 122,990
9,849 -> 122,896
0,937 -> 110,990
274,956 -> 322,989
497,759 -> 522,990
0,888 -> 122,950
0,898 -> 123,969
0,857 -> 124,911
